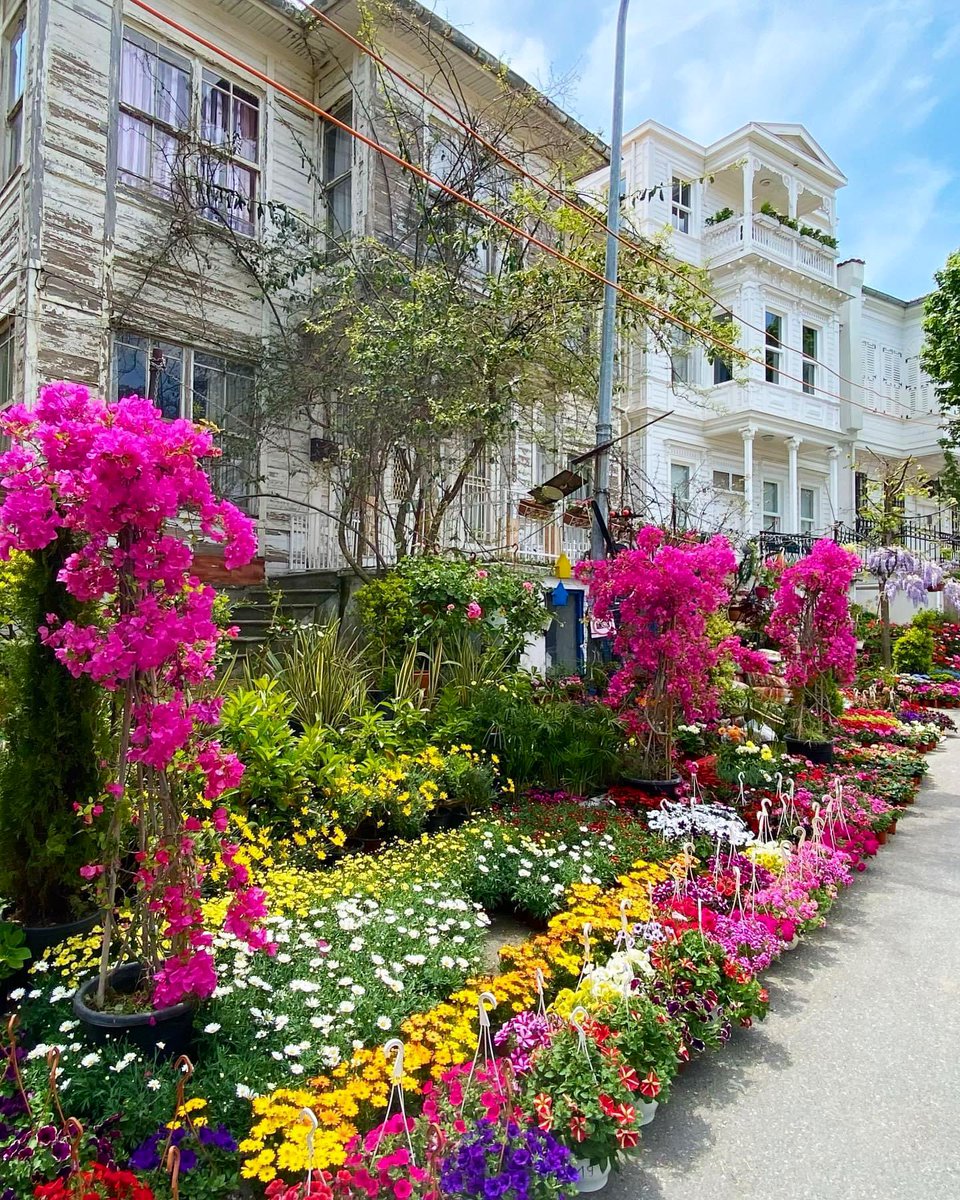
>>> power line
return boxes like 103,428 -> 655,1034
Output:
124,0 -> 940,429
296,0 -> 932,423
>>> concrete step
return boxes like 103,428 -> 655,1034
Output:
272,570 -> 342,593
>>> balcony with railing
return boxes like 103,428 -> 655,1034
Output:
757,521 -> 960,566
703,213 -> 837,283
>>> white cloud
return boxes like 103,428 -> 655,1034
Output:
429,0 -> 960,296
572,0 -> 944,146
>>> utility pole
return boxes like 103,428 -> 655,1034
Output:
590,0 -> 630,562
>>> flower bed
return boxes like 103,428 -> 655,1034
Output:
1,733 -> 932,1197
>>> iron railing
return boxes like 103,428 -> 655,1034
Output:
757,522 -> 960,565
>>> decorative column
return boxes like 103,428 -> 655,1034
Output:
741,425 -> 756,537
742,158 -> 754,250
786,437 -> 801,533
827,445 -> 841,526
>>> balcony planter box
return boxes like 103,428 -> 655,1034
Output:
563,511 -> 591,529
518,499 -> 552,520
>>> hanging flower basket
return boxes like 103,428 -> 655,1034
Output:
563,509 -> 591,529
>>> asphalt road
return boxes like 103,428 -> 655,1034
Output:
607,731 -> 960,1200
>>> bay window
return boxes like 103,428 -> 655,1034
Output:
118,29 -> 191,194
671,176 -> 691,234
765,311 -> 783,384
802,324 -> 818,395
800,486 -> 815,536
322,97 -> 353,245
117,26 -> 261,234
198,70 -> 260,236
762,480 -> 781,531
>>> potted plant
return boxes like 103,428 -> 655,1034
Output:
0,382 -> 269,1056
578,528 -> 767,794
523,1013 -> 644,1190
769,540 -> 861,764
602,992 -> 681,1126
0,538 -> 105,972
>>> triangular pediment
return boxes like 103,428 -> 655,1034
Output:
758,123 -> 844,179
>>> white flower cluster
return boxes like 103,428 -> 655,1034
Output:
648,800 -> 753,847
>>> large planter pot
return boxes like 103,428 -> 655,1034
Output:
23,910 -> 101,960
638,1098 -> 659,1126
2,911 -> 101,1013
574,1159 -> 612,1193
73,962 -> 196,1059
784,737 -> 834,765
423,806 -> 468,834
620,776 -> 683,800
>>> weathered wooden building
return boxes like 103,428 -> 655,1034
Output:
0,0 -> 607,574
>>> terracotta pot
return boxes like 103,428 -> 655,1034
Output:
889,821 -> 898,835
877,830 -> 888,845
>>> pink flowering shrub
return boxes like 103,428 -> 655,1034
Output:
577,528 -> 766,775
0,381 -> 269,1008
768,539 -> 860,738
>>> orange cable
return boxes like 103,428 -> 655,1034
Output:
299,0 -> 932,422
128,0 -> 940,427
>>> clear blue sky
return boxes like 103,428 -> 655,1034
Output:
437,0 -> 960,301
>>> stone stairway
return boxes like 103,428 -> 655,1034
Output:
225,570 -> 345,652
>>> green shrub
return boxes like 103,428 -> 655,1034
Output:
435,676 -> 621,795
218,679 -> 323,814
354,557 -> 546,664
0,537 -> 105,924
893,626 -> 934,674
911,608 -> 944,632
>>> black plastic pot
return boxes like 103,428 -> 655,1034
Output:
23,910 -> 101,960
620,776 -> 683,799
72,962 -> 196,1059
784,737 -> 834,765
423,806 -> 469,834
1,912 -> 101,1013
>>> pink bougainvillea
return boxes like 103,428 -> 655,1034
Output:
0,381 -> 269,1007
768,539 -> 860,690
768,539 -> 860,736
577,528 -> 766,774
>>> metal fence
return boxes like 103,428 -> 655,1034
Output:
757,521 -> 960,565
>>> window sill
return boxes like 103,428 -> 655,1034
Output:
116,180 -> 261,242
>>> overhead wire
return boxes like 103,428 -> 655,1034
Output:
295,0 -> 934,424
127,0 -> 941,428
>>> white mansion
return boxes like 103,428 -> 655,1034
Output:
579,120 -> 946,561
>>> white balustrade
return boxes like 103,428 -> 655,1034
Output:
703,214 -> 836,282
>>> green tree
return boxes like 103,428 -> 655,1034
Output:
922,249 -> 960,506
0,535 -> 105,925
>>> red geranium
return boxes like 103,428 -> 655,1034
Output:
34,1164 -> 155,1200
